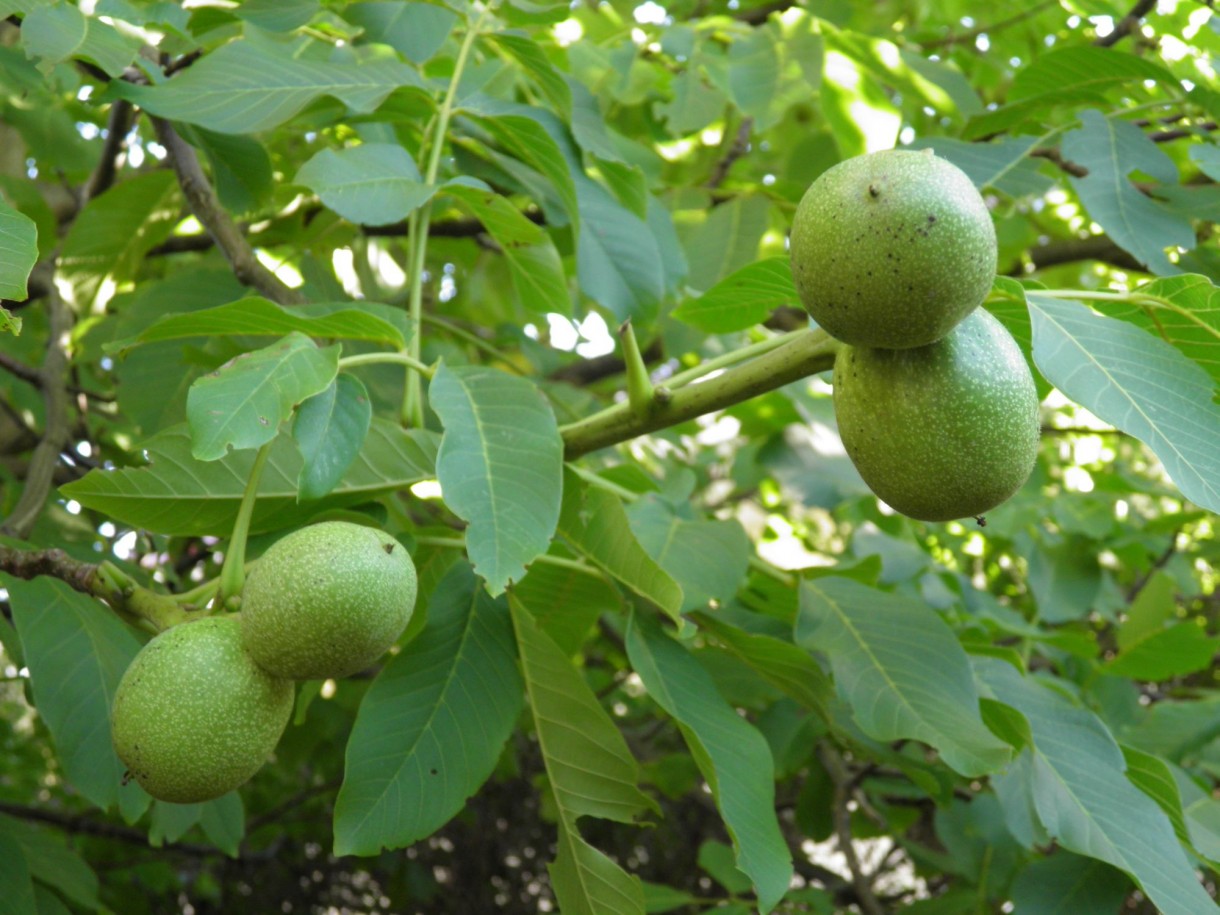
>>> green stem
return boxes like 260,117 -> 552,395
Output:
403,3 -> 495,428
560,328 -> 839,459
171,577 -> 221,610
340,352 -> 435,378
217,442 -> 273,608
1030,288 -> 1169,307
665,329 -> 803,390
619,320 -> 655,420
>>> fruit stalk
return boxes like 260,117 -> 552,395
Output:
560,328 -> 838,458
218,442 -> 274,608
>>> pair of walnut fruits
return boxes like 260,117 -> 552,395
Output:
110,521 -> 418,803
790,149 -> 1040,522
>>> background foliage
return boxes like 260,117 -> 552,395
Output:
2,0 -> 1220,913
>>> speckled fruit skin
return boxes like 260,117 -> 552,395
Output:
240,521 -> 418,681
110,617 -> 293,804
790,149 -> 997,349
833,309 -> 1040,522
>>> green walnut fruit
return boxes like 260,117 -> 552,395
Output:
111,617 -> 293,803
240,521 -> 418,681
833,308 -> 1040,522
790,148 -> 997,349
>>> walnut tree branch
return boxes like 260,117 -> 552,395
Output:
818,743 -> 886,915
82,100 -> 133,203
1094,0 -> 1156,46
0,543 -> 194,629
152,117 -> 304,306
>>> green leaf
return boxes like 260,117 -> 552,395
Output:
0,195 -> 37,301
1008,47 -> 1177,103
910,137 -> 1052,198
430,363 -> 564,595
1119,571 -> 1176,650
1027,294 -> 1220,513
293,373 -> 372,501
334,561 -> 523,856
59,170 -> 179,307
199,792 -> 245,857
557,474 -> 683,624
625,612 -> 792,914
979,659 -> 1219,915
657,68 -> 726,136
1,575 -> 145,812
683,196 -> 771,293
0,815 -> 99,910
475,113 -> 579,228
21,4 -> 86,73
489,32 -> 572,116
627,498 -> 750,612
60,421 -> 437,536
1026,536 -> 1101,625
1105,623 -> 1220,680
0,832 -> 36,915
551,832 -> 646,915
116,41 -> 424,134
1061,110 -> 1194,274
295,144 -> 435,227
111,296 -> 406,352
1010,852 -> 1131,915
691,611 -> 833,716
234,0 -> 318,31
446,185 -> 570,315
1121,745 -> 1190,844
672,257 -> 796,334
511,558 -> 623,656
728,29 -> 779,124
186,332 -> 340,460
511,599 -> 654,915
1098,274 -> 1220,393
0,305 -> 19,335
796,578 -> 1011,776
345,1 -> 458,64
185,127 -> 275,216
577,178 -> 666,323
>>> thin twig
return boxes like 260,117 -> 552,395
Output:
707,117 -> 753,189
1030,147 -> 1088,178
152,117 -> 304,306
1,266 -> 73,539
1094,0 -> 1156,47
82,100 -> 133,203
0,802 -> 218,856
921,0 -> 1059,49
818,744 -> 885,915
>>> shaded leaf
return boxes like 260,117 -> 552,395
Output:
294,373 -> 373,501
431,364 -> 564,595
296,144 -> 434,227
334,562 -> 523,855
116,41 -> 424,134
0,195 -> 37,301
910,137 -> 1052,198
673,257 -> 797,334
1010,852 -> 1131,915
511,559 -> 622,656
577,178 -> 666,323
0,832 -> 36,915
1105,623 -> 1220,680
557,474 -> 683,623
59,170 -> 179,307
60,421 -> 437,536
511,600 -> 654,915
626,612 -> 792,914
110,296 -> 406,352
796,578 -> 1011,776
1,575 -> 145,813
186,332 -> 340,461
0,815 -> 99,910
979,659 -> 1219,915
446,185 -> 569,315
683,196 -> 771,293
345,1 -> 457,64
